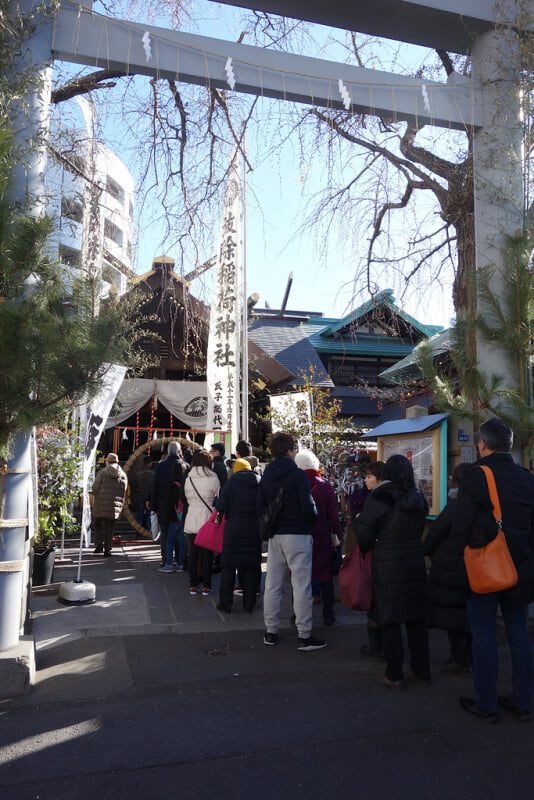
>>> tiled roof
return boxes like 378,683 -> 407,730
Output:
379,328 -> 453,383
308,330 -> 416,357
248,318 -> 334,387
319,289 -> 440,339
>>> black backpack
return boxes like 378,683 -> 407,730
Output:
259,487 -> 284,541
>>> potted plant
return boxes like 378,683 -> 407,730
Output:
33,427 -> 83,585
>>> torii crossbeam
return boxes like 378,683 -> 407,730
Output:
12,0 -> 527,414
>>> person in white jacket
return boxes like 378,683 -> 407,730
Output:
184,450 -> 221,596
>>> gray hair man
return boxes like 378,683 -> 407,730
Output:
151,440 -> 185,565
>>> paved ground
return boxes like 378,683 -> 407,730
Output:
29,541 -> 364,652
1,542 -> 534,799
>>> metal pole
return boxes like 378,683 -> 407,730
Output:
241,138 -> 249,441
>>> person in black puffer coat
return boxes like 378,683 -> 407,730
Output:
423,462 -> 473,675
356,454 -> 430,688
215,459 -> 261,613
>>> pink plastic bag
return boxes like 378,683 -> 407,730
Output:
195,509 -> 225,553
338,545 -> 373,611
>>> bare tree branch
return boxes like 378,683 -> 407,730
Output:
436,49 -> 455,76
51,70 -> 127,104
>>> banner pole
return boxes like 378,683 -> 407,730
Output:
241,134 -> 249,441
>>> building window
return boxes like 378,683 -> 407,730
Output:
104,218 -> 123,247
357,362 -> 379,384
106,176 -> 125,204
59,244 -> 81,268
330,358 -> 382,386
129,199 -> 134,219
61,197 -> 83,223
331,362 -> 357,385
102,264 -> 121,289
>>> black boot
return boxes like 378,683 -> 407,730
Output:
322,582 -> 336,625
361,622 -> 384,659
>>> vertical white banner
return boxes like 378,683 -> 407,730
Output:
80,364 -> 126,545
206,151 -> 242,455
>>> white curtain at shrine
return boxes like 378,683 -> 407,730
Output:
104,378 -> 208,429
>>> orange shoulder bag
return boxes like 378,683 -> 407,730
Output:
463,465 -> 518,594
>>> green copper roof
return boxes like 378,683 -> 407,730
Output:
319,289 -> 441,339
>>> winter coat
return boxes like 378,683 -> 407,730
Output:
133,467 -> 154,500
91,464 -> 128,520
452,452 -> 534,605
166,462 -> 188,525
306,473 -> 342,583
355,481 -> 429,625
151,455 -> 186,526
423,490 -> 469,633
183,467 -> 220,534
211,456 -> 228,488
257,456 -> 318,535
230,454 -> 260,473
216,470 -> 261,568
344,482 -> 369,555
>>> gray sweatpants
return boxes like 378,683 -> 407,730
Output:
263,533 -> 313,638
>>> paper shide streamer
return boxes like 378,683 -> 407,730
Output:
225,57 -> 236,90
338,79 -> 351,111
142,31 -> 152,64
421,84 -> 430,113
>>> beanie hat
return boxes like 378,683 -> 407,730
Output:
233,458 -> 252,473
294,450 -> 319,471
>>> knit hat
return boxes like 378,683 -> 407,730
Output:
294,450 -> 319,471
106,453 -> 119,464
233,458 -> 252,473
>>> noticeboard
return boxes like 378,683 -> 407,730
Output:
377,426 -> 445,516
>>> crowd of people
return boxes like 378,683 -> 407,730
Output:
90,417 -> 534,722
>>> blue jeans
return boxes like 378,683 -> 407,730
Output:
467,591 -> 533,713
136,496 -> 150,529
165,522 -> 186,568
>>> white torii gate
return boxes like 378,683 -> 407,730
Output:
14,0 -> 528,406
0,0 -> 528,657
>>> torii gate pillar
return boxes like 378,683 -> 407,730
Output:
471,28 -> 526,419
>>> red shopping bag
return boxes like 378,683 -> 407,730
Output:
338,545 -> 372,611
195,510 -> 225,553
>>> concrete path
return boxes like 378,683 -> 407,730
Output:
1,543 -> 534,800
30,542 -> 365,652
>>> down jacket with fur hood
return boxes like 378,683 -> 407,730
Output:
355,481 -> 429,625
91,463 -> 128,520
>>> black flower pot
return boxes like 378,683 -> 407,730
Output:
32,546 -> 56,586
